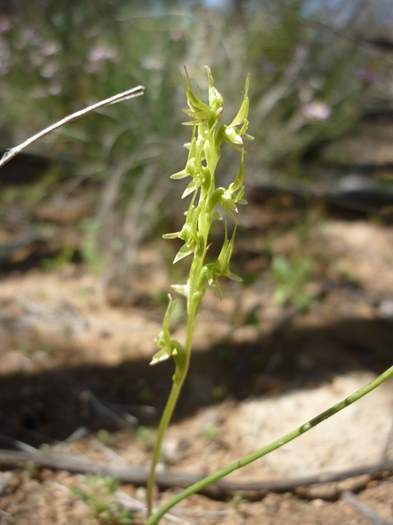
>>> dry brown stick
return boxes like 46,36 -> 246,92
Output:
0,449 -> 392,500
0,85 -> 145,169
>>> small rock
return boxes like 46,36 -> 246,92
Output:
135,486 -> 146,500
0,472 -> 13,496
311,498 -> 324,508
161,438 -> 189,464
378,299 -> 393,318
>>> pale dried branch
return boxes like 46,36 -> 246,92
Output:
0,85 -> 145,169
0,449 -> 391,500
342,491 -> 393,525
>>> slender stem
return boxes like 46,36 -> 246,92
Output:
146,378 -> 182,515
146,312 -> 196,516
147,365 -> 393,525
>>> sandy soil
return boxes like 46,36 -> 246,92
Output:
0,212 -> 392,524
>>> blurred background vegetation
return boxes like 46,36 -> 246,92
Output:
0,0 -> 392,297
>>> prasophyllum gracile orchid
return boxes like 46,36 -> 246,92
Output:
146,67 -> 252,516
145,68 -> 393,525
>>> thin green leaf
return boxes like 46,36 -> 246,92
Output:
170,170 -> 189,180
229,74 -> 250,128
162,231 -> 181,240
173,244 -> 193,264
182,180 -> 198,199
150,348 -> 171,366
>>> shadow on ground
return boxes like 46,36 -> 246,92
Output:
0,317 -> 392,446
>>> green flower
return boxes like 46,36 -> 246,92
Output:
150,294 -> 183,365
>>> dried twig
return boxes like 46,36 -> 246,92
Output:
80,389 -> 138,428
0,449 -> 391,500
0,85 -> 145,169
381,417 -> 393,461
114,491 -> 189,524
0,473 -> 13,497
342,491 -> 393,525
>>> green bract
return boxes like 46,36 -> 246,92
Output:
146,67 -> 251,517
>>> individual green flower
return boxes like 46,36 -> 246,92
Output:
150,294 -> 182,365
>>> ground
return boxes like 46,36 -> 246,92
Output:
0,203 -> 392,524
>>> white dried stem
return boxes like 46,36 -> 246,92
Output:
0,85 -> 145,169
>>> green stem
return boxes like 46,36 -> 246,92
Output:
147,365 -> 393,525
146,377 -> 182,516
146,310 -> 196,516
